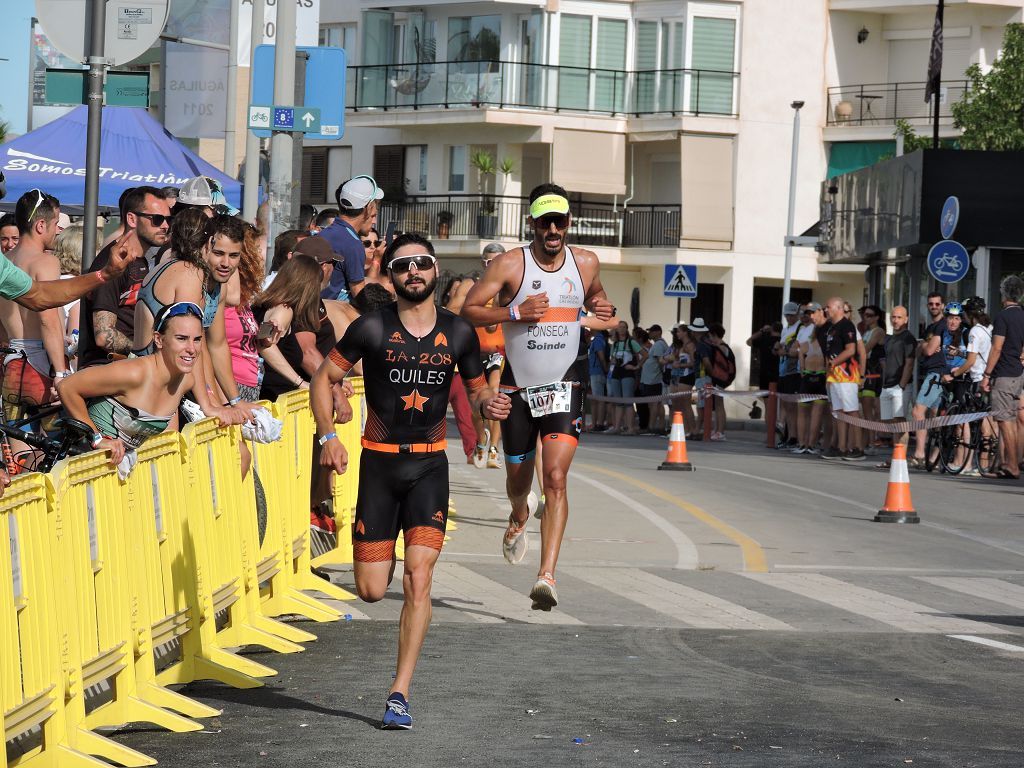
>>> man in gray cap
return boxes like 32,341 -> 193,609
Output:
318,175 -> 383,302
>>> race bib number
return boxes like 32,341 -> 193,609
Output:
524,382 -> 572,418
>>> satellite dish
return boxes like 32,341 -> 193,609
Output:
36,0 -> 170,66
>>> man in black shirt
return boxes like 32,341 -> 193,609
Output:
820,297 -> 862,460
78,186 -> 171,368
880,306 -> 916,450
981,275 -> 1024,478
311,233 -> 509,729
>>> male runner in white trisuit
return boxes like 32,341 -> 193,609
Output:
462,183 -> 615,610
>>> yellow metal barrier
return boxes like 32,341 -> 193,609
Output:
1,474 -> 117,767
49,451 -> 199,766
250,401 -> 342,624
272,390 -> 355,601
314,378 -> 363,568
158,419 -> 304,682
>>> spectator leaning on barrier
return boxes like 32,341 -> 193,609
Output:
980,275 -> 1024,479
318,175 -> 382,301
879,305 -> 917,458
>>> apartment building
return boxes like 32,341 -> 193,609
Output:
307,0 -> 867,390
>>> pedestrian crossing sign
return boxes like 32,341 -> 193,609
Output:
663,264 -> 698,297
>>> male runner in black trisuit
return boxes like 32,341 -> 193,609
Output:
312,233 -> 510,730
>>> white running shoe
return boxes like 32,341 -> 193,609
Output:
473,445 -> 487,469
487,446 -> 502,469
529,573 -> 558,611
526,491 -> 538,517
502,519 -> 528,564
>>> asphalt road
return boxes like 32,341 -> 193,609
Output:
114,428 -> 1024,767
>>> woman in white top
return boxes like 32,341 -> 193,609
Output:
950,298 -> 993,476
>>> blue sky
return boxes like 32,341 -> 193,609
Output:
0,0 -> 35,135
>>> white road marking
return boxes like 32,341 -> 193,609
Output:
919,576 -> 1024,610
948,635 -> 1024,653
778,565 -> 1024,574
567,567 -> 793,631
569,469 -> 699,570
742,572 -> 1010,634
431,562 -> 584,625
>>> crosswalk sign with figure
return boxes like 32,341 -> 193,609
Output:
663,264 -> 698,297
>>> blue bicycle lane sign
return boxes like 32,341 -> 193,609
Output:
927,240 -> 970,284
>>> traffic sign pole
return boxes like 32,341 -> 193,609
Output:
223,0 -> 239,174
82,0 -> 107,271
268,0 -> 297,247
242,0 -> 265,224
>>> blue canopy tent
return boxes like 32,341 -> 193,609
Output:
0,106 -> 241,212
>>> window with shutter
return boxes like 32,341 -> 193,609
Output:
374,145 -> 407,200
595,19 -> 627,113
689,16 -> 736,115
558,15 -> 592,110
634,21 -> 659,113
301,147 -> 328,204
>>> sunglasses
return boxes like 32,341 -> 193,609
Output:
26,189 -> 58,223
318,258 -> 344,270
363,239 -> 381,248
534,214 -> 569,230
928,302 -> 943,307
388,253 -> 437,274
134,211 -> 173,227
155,301 -> 203,332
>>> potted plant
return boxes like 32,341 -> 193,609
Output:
470,150 -> 498,238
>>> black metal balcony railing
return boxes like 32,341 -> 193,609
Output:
378,195 -> 681,249
346,60 -> 739,117
826,81 -> 970,126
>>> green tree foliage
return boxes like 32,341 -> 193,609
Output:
951,23 -> 1024,150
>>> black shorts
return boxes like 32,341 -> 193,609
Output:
778,373 -> 801,395
502,383 -> 584,462
671,372 -> 696,387
861,375 -> 882,397
353,450 -> 449,562
799,372 -> 827,397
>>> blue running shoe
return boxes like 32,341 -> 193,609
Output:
381,692 -> 412,730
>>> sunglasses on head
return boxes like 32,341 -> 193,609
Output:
134,211 -> 173,227
155,301 -> 203,332
363,239 -> 381,248
319,258 -> 344,270
26,188 -> 58,223
534,214 -> 569,230
388,253 -> 437,274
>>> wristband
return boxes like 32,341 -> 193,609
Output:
510,305 -> 521,321
226,396 -> 242,406
318,432 -> 337,446
54,370 -> 72,380
90,433 -> 104,449
94,270 -> 107,283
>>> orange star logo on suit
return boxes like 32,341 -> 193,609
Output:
355,520 -> 365,535
401,389 -> 429,412
434,332 -> 448,347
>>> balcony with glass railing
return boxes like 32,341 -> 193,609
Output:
377,194 -> 681,249
826,81 -> 970,127
345,60 -> 739,117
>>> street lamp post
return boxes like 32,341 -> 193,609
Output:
782,99 -> 804,319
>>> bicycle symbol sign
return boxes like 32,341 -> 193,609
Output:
927,239 -> 970,284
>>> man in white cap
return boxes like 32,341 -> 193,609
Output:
318,175 -> 383,302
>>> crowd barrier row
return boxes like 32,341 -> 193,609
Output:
1,380 -> 376,768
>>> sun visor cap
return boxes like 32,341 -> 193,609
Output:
529,194 -> 570,219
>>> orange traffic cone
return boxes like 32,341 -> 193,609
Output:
659,410 -> 694,471
874,443 -> 919,523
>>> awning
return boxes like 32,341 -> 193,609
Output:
552,128 -> 626,195
826,140 -> 896,179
